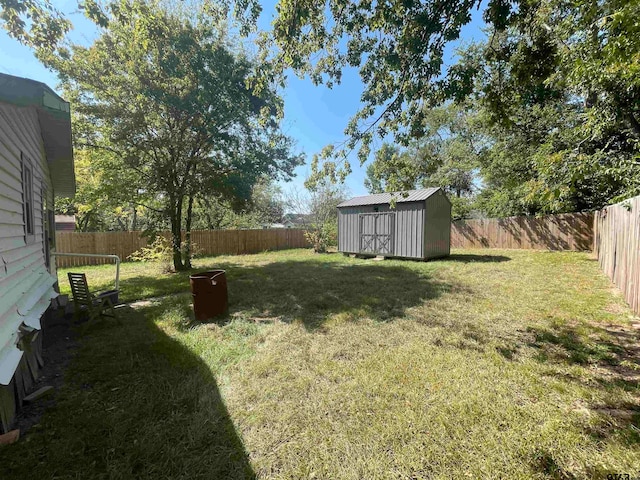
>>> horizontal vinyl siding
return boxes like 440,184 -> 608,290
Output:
0,164 -> 23,196
0,101 -> 55,386
0,195 -> 23,215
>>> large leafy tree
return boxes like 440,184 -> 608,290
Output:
0,0 -> 70,49
190,177 -> 286,230
54,149 -> 144,232
458,9 -> 639,215
365,104 -> 482,219
46,0 -> 302,270
261,0 -> 639,208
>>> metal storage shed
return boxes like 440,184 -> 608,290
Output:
337,187 -> 451,260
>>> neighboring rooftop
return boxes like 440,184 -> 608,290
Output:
283,213 -> 313,225
337,188 -> 441,208
55,215 -> 76,231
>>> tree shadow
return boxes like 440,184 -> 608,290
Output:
523,323 -> 640,444
442,253 -> 511,263
526,325 -> 626,365
453,213 -> 593,251
0,306 -> 255,479
118,259 -> 463,331
218,260 -> 462,330
113,271 -> 195,303
453,220 -> 491,247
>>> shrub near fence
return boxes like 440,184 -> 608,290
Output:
594,195 -> 640,315
54,229 -> 309,268
451,212 -> 594,251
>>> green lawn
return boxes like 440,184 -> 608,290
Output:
1,248 -> 639,479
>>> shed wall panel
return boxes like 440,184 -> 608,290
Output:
338,201 -> 426,258
338,204 -> 384,253
394,202 -> 424,258
423,190 -> 451,258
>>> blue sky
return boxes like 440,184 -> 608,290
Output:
0,0 -> 487,199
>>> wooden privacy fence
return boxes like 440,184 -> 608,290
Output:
55,228 -> 309,268
594,195 -> 640,315
451,212 -> 594,251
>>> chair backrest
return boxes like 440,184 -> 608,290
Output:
68,273 -> 92,306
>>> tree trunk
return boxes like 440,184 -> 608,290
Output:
131,204 -> 137,231
202,197 -> 216,230
171,197 -> 186,271
184,194 -> 195,269
80,212 -> 91,232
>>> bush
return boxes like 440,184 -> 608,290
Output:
304,221 -> 337,253
128,237 -> 202,273
128,236 -> 174,273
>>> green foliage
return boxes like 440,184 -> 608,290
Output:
0,0 -> 70,49
261,0 -> 639,214
263,0 -> 498,184
365,104 -> 481,219
128,236 -> 174,273
59,160 -> 286,233
448,196 -> 474,221
55,148 -> 151,231
288,182 -> 346,253
460,5 -> 640,215
304,222 -> 337,254
45,0 -> 302,269
128,236 -> 202,273
188,177 -> 286,230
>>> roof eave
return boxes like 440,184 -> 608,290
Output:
0,73 -> 75,197
38,107 -> 75,197
337,188 -> 442,208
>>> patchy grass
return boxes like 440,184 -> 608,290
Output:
2,248 -> 639,479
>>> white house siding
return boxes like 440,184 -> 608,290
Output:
0,101 -> 58,432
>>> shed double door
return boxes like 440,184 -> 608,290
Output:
359,212 -> 395,255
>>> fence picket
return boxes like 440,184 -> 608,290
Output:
594,196 -> 639,315
451,212 -> 594,251
54,228 -> 310,268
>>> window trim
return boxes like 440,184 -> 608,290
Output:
21,152 -> 35,245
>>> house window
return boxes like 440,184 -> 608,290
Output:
21,153 -> 35,244
41,188 -> 55,272
48,208 -> 56,249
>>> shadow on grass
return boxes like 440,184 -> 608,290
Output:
115,271 -> 194,303
442,253 -> 511,263
524,323 -> 640,444
120,259 -> 463,331
527,325 -> 625,365
223,260 -> 460,330
0,306 -> 255,480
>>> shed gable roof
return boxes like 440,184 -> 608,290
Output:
337,188 -> 441,208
